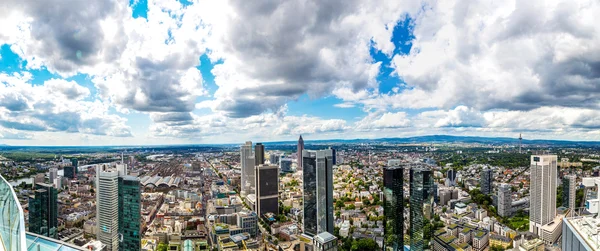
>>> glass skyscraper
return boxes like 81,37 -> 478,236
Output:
303,149 -> 334,237
384,163 -> 404,251
119,176 -> 141,251
65,158 -> 78,179
481,168 -> 493,195
409,167 -> 433,251
28,183 -> 58,239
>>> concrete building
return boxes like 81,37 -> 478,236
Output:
313,232 -> 337,251
529,155 -> 557,235
255,164 -> 279,217
240,141 -> 255,197
49,168 -> 58,183
96,165 -> 120,251
480,168 -> 493,195
280,158 -> 293,173
498,183 -> 512,217
562,216 -> 598,251
303,149 -> 334,237
297,135 -> 304,171
446,169 -> 457,187
563,175 -> 576,210
519,238 -> 544,251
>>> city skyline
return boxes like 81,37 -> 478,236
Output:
1,0 -> 600,146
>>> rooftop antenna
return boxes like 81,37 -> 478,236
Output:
519,133 -> 523,154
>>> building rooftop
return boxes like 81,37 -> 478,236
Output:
564,216 -> 600,250
314,231 -> 337,244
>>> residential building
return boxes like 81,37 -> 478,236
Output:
303,149 -> 334,236
240,141 -> 255,196
498,183 -> 512,217
28,183 -> 58,238
563,175 -> 576,210
119,175 -> 141,251
410,167 -> 434,251
383,161 -> 405,251
529,155 -> 557,235
255,164 -> 279,217
96,165 -> 120,251
481,168 -> 493,195
489,234 -> 512,249
519,238 -> 544,251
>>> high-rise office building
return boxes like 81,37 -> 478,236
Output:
119,176 -> 141,251
481,168 -> 493,195
563,175 -> 576,210
255,143 -> 265,166
241,141 -> 255,196
303,149 -> 334,236
297,136 -> 304,170
65,158 -> 78,179
96,165 -> 119,251
409,167 -> 434,251
383,162 -> 405,251
255,164 -> 279,217
529,155 -> 557,235
48,168 -> 58,183
329,147 -> 336,165
446,168 -> 456,187
269,153 -> 280,165
498,183 -> 512,217
28,183 -> 58,238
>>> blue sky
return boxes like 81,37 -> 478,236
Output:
1,0 -> 599,145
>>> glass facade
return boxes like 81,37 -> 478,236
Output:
0,175 -> 26,251
410,168 -> 433,251
303,150 -> 318,236
303,149 -> 334,237
481,169 -> 493,195
119,176 -> 141,251
28,183 -> 58,239
65,159 -> 78,179
384,166 -> 404,251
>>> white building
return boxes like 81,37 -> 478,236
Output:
529,155 -> 557,235
240,141 -> 255,196
96,165 -> 119,251
498,183 -> 512,217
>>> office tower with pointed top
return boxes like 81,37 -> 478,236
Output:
383,161 -> 405,251
529,155 -> 557,235
481,168 -> 493,195
409,167 -> 434,251
28,183 -> 58,238
563,175 -> 576,210
303,149 -> 334,237
255,143 -> 265,165
297,135 -> 304,170
241,141 -> 256,196
255,164 -> 279,217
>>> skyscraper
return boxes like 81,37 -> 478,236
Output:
563,175 -> 576,210
446,168 -> 456,187
96,165 -> 119,251
119,176 -> 141,251
329,147 -> 336,165
28,183 -> 58,238
303,149 -> 334,236
255,164 -> 279,217
529,155 -> 557,235
255,143 -> 265,166
481,168 -> 493,195
297,135 -> 304,170
409,167 -> 433,251
65,158 -> 78,179
383,162 -> 405,251
241,141 -> 256,196
498,183 -> 512,217
48,168 -> 58,183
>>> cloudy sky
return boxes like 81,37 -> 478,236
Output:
0,0 -> 599,145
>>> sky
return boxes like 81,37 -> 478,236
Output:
0,0 -> 599,146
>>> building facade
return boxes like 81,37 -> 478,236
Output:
254,143 -> 265,166
529,155 -> 557,235
119,176 -> 141,251
563,175 -> 576,210
255,164 -> 279,217
498,183 -> 512,217
384,163 -> 404,251
410,167 -> 434,251
65,158 -> 78,179
297,135 -> 304,171
303,149 -> 334,236
28,183 -> 58,238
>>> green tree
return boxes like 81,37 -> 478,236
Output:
157,243 -> 168,251
351,238 -> 378,251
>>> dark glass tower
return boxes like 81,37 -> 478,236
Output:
410,168 -> 433,251
119,176 -> 141,251
255,164 -> 279,217
65,158 -> 78,179
28,183 -> 58,238
384,165 -> 404,251
481,168 -> 493,195
255,143 -> 265,165
303,149 -> 334,236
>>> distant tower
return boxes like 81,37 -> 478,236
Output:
519,133 -> 523,154
297,136 -> 304,171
